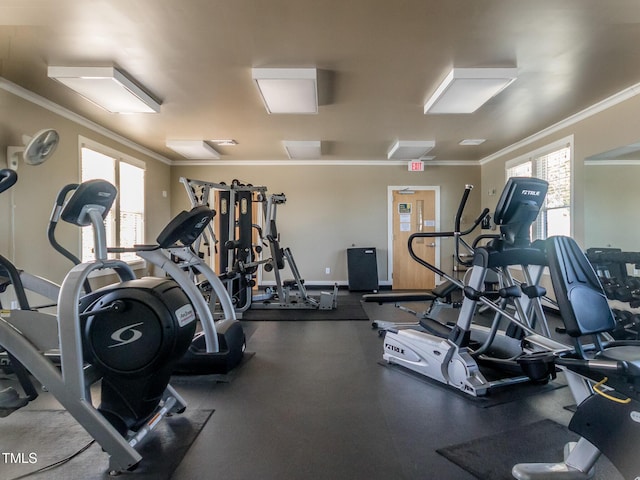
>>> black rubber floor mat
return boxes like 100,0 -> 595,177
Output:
436,418 -> 622,480
0,408 -> 213,480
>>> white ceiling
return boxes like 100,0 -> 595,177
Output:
2,0 -> 640,163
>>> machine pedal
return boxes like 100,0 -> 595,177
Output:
0,387 -> 28,417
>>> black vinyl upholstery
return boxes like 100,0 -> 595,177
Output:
546,235 -> 616,337
156,206 -> 215,248
546,235 -> 640,380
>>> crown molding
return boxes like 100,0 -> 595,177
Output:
480,81 -> 640,165
0,76 -> 173,165
172,159 -> 478,167
8,74 -> 639,169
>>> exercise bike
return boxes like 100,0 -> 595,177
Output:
382,177 -> 565,396
513,235 -> 640,480
48,187 -> 246,374
0,174 -> 198,473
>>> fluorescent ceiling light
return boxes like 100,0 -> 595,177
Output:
283,141 -> 321,159
47,66 -> 161,113
210,139 -> 238,146
252,68 -> 318,114
424,68 -> 517,114
387,140 -> 435,160
166,140 -> 220,159
459,139 -> 486,146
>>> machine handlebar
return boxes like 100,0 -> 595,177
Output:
407,196 -> 490,283
47,183 -> 82,268
454,185 -> 473,233
556,357 -> 627,373
49,183 -> 79,224
0,169 -> 18,194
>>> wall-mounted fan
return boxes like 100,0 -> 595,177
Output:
6,128 -> 60,170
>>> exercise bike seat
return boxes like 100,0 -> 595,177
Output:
595,346 -> 640,376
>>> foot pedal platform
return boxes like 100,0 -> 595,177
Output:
512,442 -> 595,480
0,387 -> 28,417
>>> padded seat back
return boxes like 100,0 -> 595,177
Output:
546,235 -> 616,337
156,206 -> 215,248
268,219 -> 285,270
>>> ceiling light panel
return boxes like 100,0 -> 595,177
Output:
424,68 -> 517,114
166,140 -> 220,159
387,140 -> 435,160
210,139 -> 238,146
252,68 -> 318,114
459,139 -> 486,146
47,66 -> 161,113
283,141 -> 321,159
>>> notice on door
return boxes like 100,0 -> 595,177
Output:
398,203 -> 412,214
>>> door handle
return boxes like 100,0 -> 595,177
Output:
427,242 -> 436,248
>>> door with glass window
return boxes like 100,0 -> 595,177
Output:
391,189 -> 437,290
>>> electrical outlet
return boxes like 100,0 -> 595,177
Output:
325,267 -> 331,275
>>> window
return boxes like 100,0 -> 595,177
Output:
80,138 -> 145,262
506,137 -> 572,240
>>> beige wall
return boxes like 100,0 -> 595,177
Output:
481,93 -> 640,250
4,82 -> 640,288
0,88 -> 172,284
584,163 -> 640,251
170,163 -> 481,284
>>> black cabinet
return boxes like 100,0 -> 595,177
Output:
347,247 -> 378,292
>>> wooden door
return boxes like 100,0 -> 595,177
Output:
392,189 -> 437,290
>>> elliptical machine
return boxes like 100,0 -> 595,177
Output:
368,184 -> 494,331
0,175 -> 197,472
48,188 -> 246,375
382,177 -> 564,396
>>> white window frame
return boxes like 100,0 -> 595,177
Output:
505,135 -> 574,239
78,136 -> 146,269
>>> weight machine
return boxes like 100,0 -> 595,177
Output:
181,177 -> 337,315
